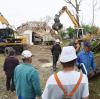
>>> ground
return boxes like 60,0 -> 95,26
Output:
0,45 -> 100,99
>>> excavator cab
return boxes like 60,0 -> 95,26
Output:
0,28 -> 15,42
74,28 -> 84,39
0,28 -> 14,38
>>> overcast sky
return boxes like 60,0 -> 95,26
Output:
0,0 -> 100,28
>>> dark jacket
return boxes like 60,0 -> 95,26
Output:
3,56 -> 19,77
51,43 -> 62,55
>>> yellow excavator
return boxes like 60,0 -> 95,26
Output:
52,6 -> 84,38
0,13 -> 27,54
52,6 -> 100,79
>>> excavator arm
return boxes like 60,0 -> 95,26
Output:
52,6 -> 84,38
0,13 -> 9,26
58,6 -> 79,28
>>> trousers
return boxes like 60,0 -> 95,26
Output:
6,73 -> 15,91
53,54 -> 59,71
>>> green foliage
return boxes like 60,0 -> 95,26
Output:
91,41 -> 97,47
59,31 -> 67,39
82,24 -> 98,34
90,38 -> 100,53
82,25 -> 91,33
89,77 -> 100,99
66,27 -> 74,38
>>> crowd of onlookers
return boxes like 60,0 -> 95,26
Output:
3,39 -> 96,99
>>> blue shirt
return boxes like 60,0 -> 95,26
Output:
77,50 -> 96,74
14,63 -> 42,99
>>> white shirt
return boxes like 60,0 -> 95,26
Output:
42,71 -> 89,99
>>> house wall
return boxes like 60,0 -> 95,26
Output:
22,30 -> 33,45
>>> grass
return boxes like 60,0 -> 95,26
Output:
89,77 -> 100,99
94,52 -> 100,57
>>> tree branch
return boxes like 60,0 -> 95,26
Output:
79,0 -> 84,5
64,0 -> 76,9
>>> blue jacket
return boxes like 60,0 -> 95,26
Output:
77,50 -> 96,74
14,63 -> 42,99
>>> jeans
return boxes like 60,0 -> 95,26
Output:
18,96 -> 35,99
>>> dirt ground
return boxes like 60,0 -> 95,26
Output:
0,45 -> 100,99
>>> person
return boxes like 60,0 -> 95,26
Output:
74,40 -> 81,54
77,41 -> 96,75
14,50 -> 42,99
42,46 -> 89,99
69,39 -> 81,54
3,49 -> 19,91
51,39 -> 62,71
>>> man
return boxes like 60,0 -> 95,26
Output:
51,39 -> 62,71
74,40 -> 81,54
14,50 -> 42,99
68,40 -> 81,54
42,46 -> 89,99
3,49 -> 19,91
77,41 -> 96,75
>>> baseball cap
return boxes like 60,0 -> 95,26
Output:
60,46 -> 77,63
22,50 -> 32,58
84,41 -> 91,48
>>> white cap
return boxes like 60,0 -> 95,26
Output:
60,46 -> 77,63
55,39 -> 60,43
22,50 -> 32,58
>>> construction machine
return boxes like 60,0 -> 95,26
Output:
0,13 -> 27,54
52,6 -> 84,38
52,6 -> 100,79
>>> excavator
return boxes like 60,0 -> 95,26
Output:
52,6 -> 84,39
52,6 -> 100,79
0,13 -> 27,54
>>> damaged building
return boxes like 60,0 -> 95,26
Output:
17,21 -> 59,45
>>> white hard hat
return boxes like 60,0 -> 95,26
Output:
22,50 -> 32,58
60,46 -> 77,63
55,39 -> 60,43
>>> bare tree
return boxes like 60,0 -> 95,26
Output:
92,0 -> 98,26
91,0 -> 100,34
64,0 -> 84,27
41,16 -> 52,24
